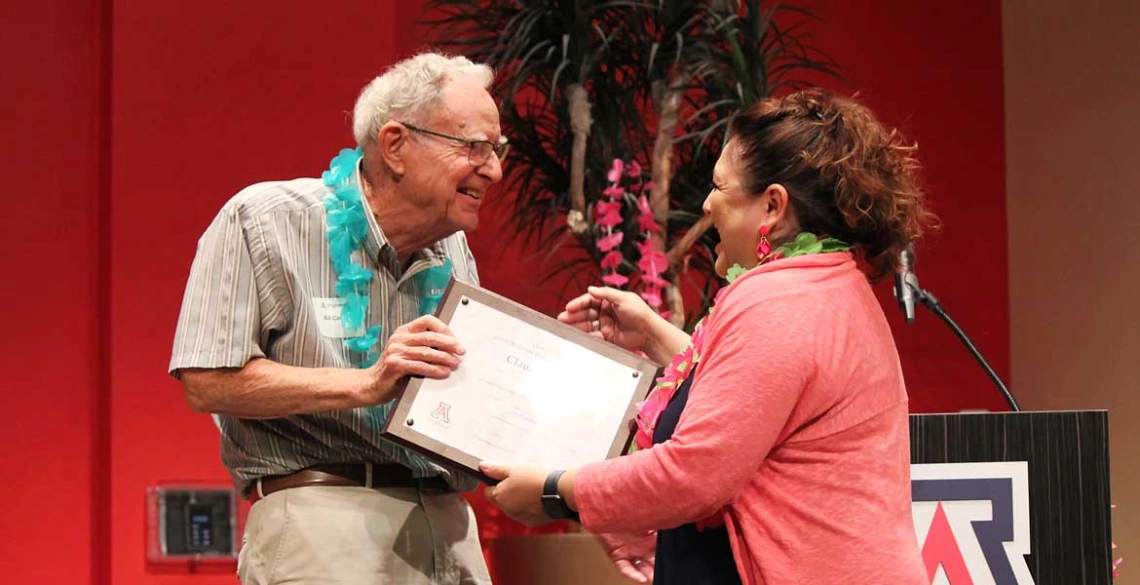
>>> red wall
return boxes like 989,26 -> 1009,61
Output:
799,0 -> 1011,413
1,1 -> 1006,583
0,1 -> 104,583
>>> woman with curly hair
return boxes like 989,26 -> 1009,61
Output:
482,89 -> 933,585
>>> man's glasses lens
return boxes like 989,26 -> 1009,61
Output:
471,141 -> 510,165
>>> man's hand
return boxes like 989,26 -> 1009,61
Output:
364,315 -> 465,404
596,531 -> 656,584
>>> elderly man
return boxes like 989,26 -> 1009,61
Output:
169,53 -> 505,585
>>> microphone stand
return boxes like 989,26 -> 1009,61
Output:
905,282 -> 1021,412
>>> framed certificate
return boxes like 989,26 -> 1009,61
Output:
381,279 -> 659,484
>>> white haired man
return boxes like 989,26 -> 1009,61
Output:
169,52 -> 506,584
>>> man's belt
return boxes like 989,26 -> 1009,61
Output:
248,463 -> 451,503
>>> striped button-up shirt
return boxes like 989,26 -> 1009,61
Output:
169,165 -> 479,493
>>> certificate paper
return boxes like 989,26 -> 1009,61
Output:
382,280 -> 658,482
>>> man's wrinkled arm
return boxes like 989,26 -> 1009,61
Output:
180,358 -> 373,418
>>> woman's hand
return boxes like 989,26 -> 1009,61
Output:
558,286 -> 656,353
559,286 -> 690,365
482,461 -> 657,584
596,531 -> 656,583
480,463 -> 556,527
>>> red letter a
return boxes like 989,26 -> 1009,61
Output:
922,503 -> 974,584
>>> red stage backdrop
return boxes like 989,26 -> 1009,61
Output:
0,1 -> 1005,584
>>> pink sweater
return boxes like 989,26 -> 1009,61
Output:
575,253 -> 927,584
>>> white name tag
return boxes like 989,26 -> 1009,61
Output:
312,297 -> 365,338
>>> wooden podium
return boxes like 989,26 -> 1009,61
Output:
910,410 -> 1113,583
486,410 -> 1114,584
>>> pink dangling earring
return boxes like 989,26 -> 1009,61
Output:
756,225 -> 772,261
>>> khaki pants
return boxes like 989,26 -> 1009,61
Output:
237,485 -> 492,585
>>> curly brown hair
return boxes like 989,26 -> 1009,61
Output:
728,89 -> 937,281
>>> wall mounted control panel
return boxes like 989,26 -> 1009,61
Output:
146,485 -> 237,565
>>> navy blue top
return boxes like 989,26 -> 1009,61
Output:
651,367 -> 742,585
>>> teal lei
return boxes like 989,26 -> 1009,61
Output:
726,232 -> 853,283
321,148 -> 451,367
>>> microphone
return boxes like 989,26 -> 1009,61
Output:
891,243 -> 1021,410
895,243 -> 917,324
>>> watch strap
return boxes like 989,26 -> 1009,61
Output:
541,469 -> 580,521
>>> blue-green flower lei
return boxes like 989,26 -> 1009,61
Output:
322,148 -> 381,365
322,148 -> 453,368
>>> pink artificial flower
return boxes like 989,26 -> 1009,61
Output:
607,159 -> 625,183
640,286 -> 663,309
638,247 -> 668,276
632,342 -> 698,449
596,210 -> 623,228
633,424 -> 655,450
626,160 -> 642,177
655,346 -> 692,389
664,345 -> 695,385
638,397 -> 667,431
641,272 -> 670,287
656,348 -> 693,397
596,200 -> 622,216
634,239 -> 662,259
636,195 -> 660,233
637,194 -> 652,214
633,391 -> 669,448
595,200 -> 624,227
600,250 -> 624,270
597,215 -> 623,229
601,272 -> 629,287
644,180 -> 655,192
603,185 -> 625,199
597,232 -> 624,252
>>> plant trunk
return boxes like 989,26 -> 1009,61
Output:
650,79 -> 685,327
567,83 -> 592,235
667,215 -> 714,268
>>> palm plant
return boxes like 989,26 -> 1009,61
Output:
423,0 -> 839,327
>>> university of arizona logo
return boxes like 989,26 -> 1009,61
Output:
911,462 -> 1034,584
430,402 -> 451,425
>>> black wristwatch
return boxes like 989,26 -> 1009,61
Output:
541,470 -> 580,521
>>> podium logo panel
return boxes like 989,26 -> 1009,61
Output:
911,462 -> 1033,585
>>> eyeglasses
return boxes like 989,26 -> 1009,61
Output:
399,122 -> 510,167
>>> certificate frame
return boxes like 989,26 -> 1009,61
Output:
381,279 -> 659,484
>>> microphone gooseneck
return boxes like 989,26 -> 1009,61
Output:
895,244 -> 1021,412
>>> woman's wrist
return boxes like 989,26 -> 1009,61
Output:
642,316 -> 691,366
558,468 -> 579,511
